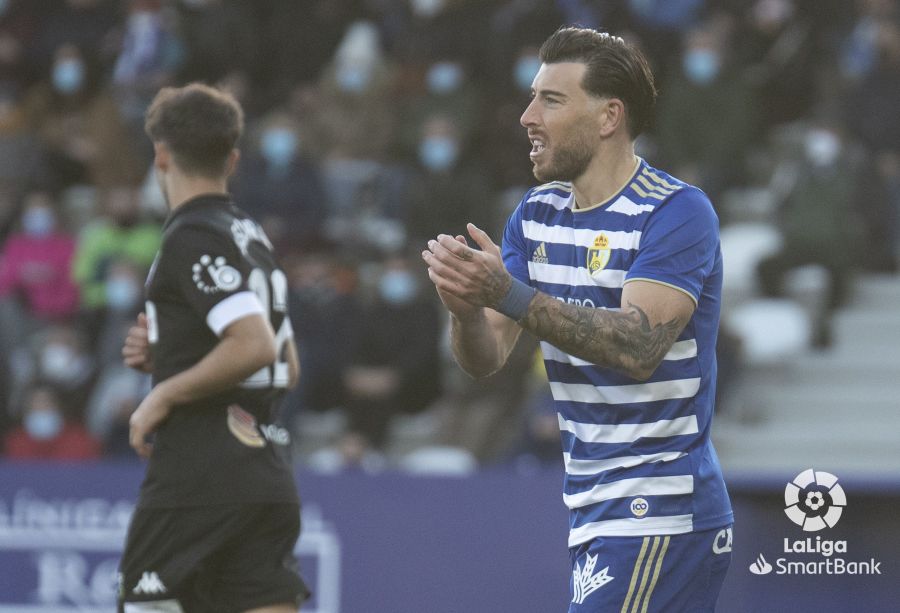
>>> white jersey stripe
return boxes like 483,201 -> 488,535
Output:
558,414 -> 700,443
549,378 -> 701,405
527,262 -> 626,288
521,220 -> 642,250
563,451 -> 687,475
206,291 -> 265,336
568,516 -> 694,546
606,196 -> 656,216
533,180 -> 573,193
527,191 -> 573,210
563,475 -> 694,509
542,340 -> 697,367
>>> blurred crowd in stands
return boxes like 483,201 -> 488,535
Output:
0,0 -> 897,470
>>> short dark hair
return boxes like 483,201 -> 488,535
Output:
144,83 -> 244,177
539,27 -> 657,137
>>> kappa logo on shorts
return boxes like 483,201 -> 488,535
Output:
192,255 -> 242,295
133,571 -> 167,595
571,553 -> 614,605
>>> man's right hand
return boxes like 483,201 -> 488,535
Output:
122,312 -> 153,373
423,234 -> 482,321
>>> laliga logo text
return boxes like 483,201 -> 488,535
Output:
750,469 -> 882,576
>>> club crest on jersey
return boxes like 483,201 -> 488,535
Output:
192,255 -> 242,294
227,405 -> 266,448
586,233 -> 611,276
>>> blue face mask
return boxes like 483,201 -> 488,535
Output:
419,136 -> 459,172
22,207 -> 56,237
426,62 -> 464,94
379,271 -> 417,305
25,408 -> 64,441
53,59 -> 85,95
514,56 -> 541,92
683,49 -> 721,85
336,64 -> 372,93
260,128 -> 298,167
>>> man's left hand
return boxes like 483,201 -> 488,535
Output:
423,223 -> 512,309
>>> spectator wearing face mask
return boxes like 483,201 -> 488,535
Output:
398,55 -> 482,161
343,254 -> 442,449
0,190 -> 79,354
71,185 -> 160,313
757,119 -> 861,348
23,43 -> 145,188
656,16 -> 761,207
3,382 -> 101,460
231,112 -> 328,250
481,44 -> 545,191
405,113 -> 492,245
316,20 -> 397,164
30,325 -> 96,413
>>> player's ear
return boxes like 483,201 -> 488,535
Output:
153,142 -> 170,172
598,98 -> 625,137
225,148 -> 240,178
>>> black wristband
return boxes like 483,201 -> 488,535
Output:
495,277 -> 537,321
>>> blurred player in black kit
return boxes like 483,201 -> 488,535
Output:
118,83 -> 309,613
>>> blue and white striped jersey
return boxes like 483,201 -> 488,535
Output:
502,159 -> 733,547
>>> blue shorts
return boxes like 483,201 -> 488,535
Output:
568,525 -> 732,613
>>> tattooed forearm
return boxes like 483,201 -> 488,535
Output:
520,293 -> 685,380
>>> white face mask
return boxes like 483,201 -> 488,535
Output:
41,343 -> 86,384
804,129 -> 841,167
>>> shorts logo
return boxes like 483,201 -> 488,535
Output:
630,497 -> 649,518
227,405 -> 266,448
192,255 -> 242,294
586,233 -> 611,276
571,553 -> 614,605
713,527 -> 733,554
784,469 -> 846,531
133,571 -> 166,595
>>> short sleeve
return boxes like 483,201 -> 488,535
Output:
158,224 -> 264,335
625,188 -> 719,305
501,196 -> 531,285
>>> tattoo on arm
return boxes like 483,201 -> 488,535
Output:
520,294 -> 685,379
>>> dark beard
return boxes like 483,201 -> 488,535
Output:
532,129 -> 596,183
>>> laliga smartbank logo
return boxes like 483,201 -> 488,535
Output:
749,469 -> 882,576
784,468 -> 845,531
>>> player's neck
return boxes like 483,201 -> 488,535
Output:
571,141 -> 638,210
164,171 -> 230,212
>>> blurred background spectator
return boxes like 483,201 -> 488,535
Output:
0,0 -> 896,473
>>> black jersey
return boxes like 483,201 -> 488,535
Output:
139,194 -> 297,508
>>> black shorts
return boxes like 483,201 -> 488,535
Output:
118,503 -> 310,613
